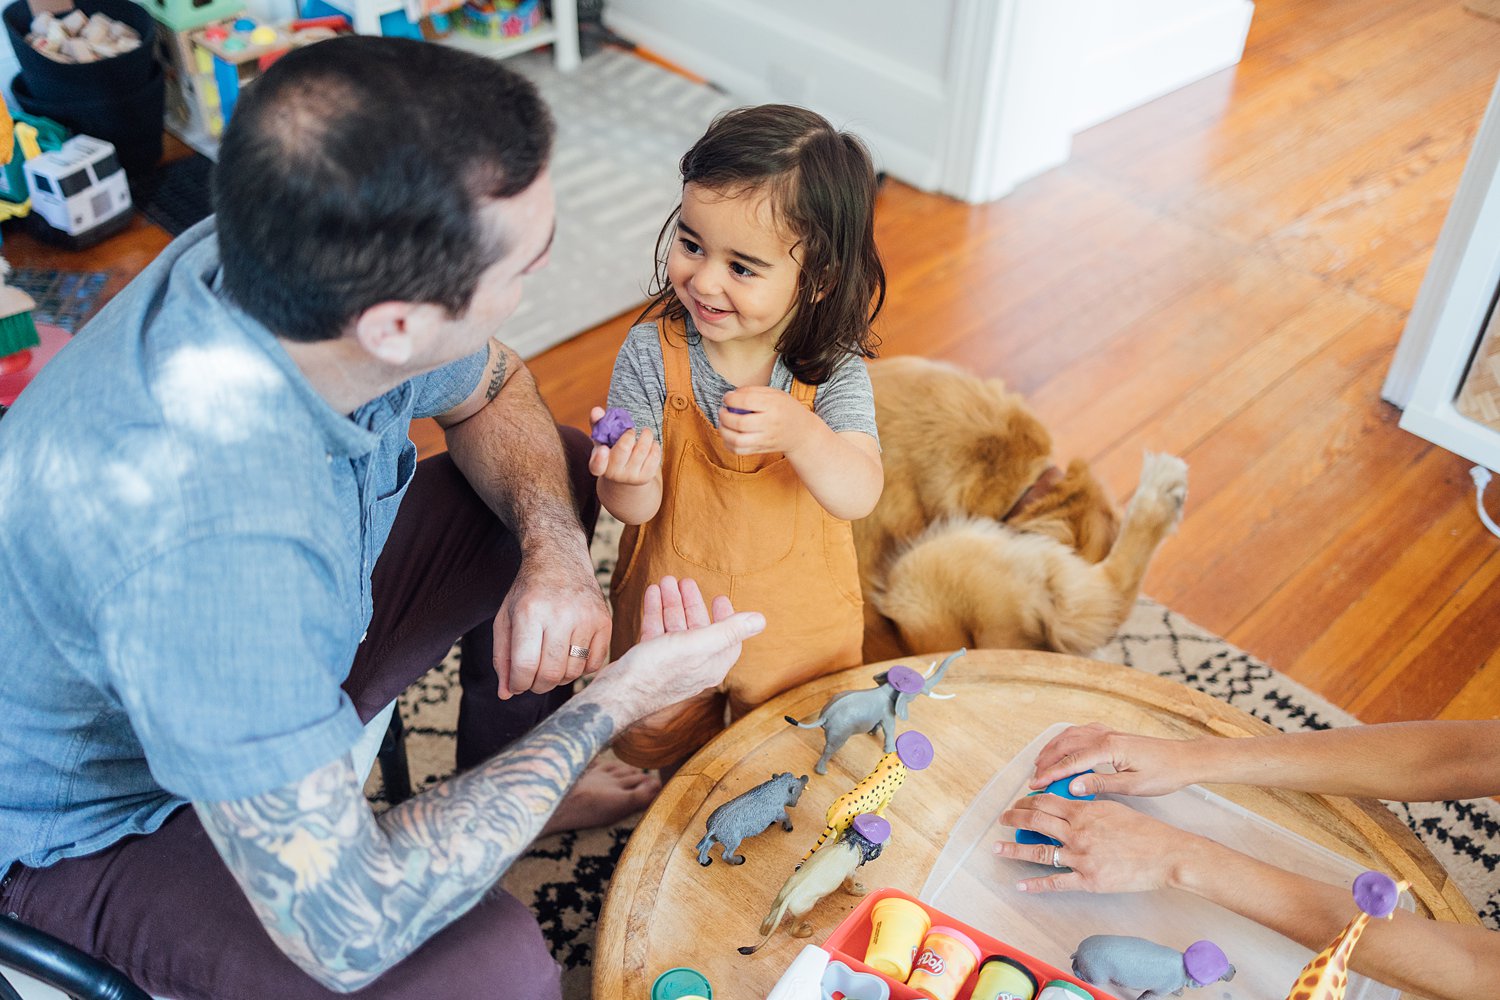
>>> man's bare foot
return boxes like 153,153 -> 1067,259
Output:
542,758 -> 662,835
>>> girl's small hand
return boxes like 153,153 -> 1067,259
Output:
588,406 -> 661,485
719,386 -> 812,456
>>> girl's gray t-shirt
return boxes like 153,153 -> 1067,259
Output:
605,320 -> 880,447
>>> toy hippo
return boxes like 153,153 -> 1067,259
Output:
1071,936 -> 1234,1000
696,772 -> 809,866
804,730 -> 932,861
739,813 -> 890,955
785,649 -> 964,774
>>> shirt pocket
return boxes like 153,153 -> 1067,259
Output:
363,438 -> 417,576
670,442 -> 798,576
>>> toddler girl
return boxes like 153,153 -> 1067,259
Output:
590,104 -> 886,769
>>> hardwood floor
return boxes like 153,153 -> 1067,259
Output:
11,0 -> 1500,724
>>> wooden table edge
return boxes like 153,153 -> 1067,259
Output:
596,650 -> 1481,998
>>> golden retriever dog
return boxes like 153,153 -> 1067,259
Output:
854,356 -> 1188,661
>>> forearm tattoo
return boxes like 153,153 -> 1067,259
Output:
196,700 -> 616,990
484,338 -> 509,402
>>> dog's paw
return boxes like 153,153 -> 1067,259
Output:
1128,452 -> 1189,528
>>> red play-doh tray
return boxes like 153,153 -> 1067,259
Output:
820,888 -> 1114,1000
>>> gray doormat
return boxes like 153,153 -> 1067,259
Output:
500,47 -> 732,358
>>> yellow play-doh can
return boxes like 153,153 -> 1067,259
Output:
863,896 -> 931,980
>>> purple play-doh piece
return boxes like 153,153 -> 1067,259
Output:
885,665 -> 924,694
1183,940 -> 1230,987
591,407 -> 634,446
894,730 -> 934,771
725,406 -> 753,415
1353,870 -> 1400,918
851,813 -> 891,844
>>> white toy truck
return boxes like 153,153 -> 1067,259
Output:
23,135 -> 133,248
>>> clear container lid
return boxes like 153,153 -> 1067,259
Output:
918,723 -> 1412,1000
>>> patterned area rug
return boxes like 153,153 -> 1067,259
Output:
496,48 -> 733,359
366,514 -> 1500,999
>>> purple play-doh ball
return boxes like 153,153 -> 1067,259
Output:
851,812 -> 892,845
1353,870 -> 1400,918
885,665 -> 924,694
591,407 -> 634,446
894,730 -> 934,771
725,406 -> 753,415
1183,940 -> 1230,987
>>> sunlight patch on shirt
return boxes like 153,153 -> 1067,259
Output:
157,343 -> 284,443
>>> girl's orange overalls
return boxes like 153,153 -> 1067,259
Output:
609,318 -> 864,768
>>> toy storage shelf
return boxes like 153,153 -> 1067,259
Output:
165,0 -> 579,159
322,0 -> 579,68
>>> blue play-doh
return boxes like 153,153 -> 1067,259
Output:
1016,771 -> 1095,847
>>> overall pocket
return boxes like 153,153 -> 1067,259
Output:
669,442 -> 799,576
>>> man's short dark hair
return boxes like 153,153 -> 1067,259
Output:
214,35 -> 555,342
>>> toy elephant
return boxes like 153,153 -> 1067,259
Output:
738,813 -> 890,955
1071,935 -> 1235,1000
696,772 -> 809,866
785,648 -> 964,774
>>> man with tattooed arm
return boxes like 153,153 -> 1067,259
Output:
0,36 -> 762,999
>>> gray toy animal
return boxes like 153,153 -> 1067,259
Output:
785,648 -> 964,774
696,772 -> 809,866
1072,935 -> 1235,1000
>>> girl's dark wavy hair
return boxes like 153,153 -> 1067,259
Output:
638,105 -> 885,384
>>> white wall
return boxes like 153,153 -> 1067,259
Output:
606,0 -> 1253,202
606,0 -> 961,188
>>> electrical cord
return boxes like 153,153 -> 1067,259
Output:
1470,466 -> 1500,539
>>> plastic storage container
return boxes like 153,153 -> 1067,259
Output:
918,723 -> 1412,1000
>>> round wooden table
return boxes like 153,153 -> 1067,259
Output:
595,651 -> 1478,1000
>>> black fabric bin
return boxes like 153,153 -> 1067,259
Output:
4,0 -> 164,177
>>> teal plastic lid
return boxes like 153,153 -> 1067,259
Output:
1036,980 -> 1092,1000
651,966 -> 712,1000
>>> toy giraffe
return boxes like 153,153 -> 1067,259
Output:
803,730 -> 932,860
1285,871 -> 1407,1000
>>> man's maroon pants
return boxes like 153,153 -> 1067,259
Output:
0,428 -> 599,1000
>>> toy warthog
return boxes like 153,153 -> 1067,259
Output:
696,772 -> 809,866
785,649 -> 964,774
1072,935 -> 1235,1000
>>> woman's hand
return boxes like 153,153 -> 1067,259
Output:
992,794 -> 1209,894
1028,722 -> 1201,798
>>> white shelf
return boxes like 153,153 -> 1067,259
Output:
318,0 -> 579,70
439,20 -> 559,61
165,118 -> 220,160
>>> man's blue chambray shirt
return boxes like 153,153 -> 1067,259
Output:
0,219 -> 487,874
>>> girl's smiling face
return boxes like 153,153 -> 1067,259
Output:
667,182 -> 804,353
